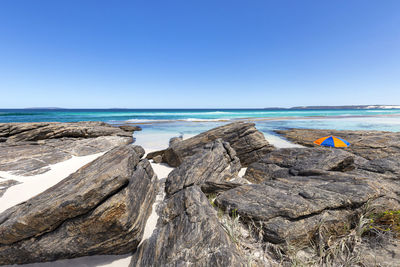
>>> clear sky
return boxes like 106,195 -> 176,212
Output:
0,0 -> 399,108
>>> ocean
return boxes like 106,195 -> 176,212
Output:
1,109 -> 400,145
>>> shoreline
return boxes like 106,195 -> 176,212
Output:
114,113 -> 400,125
2,112 -> 400,125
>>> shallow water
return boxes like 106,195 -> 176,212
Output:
2,109 -> 400,139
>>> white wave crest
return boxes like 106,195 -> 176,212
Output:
180,118 -> 230,122
124,119 -> 170,123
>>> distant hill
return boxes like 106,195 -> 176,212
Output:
264,105 -> 400,110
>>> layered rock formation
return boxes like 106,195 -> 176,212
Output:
147,122 -> 274,167
276,128 -> 400,161
0,121 -> 135,176
277,128 -> 400,180
216,174 -> 381,244
244,147 -> 356,183
130,186 -> 247,267
0,145 -> 156,265
165,139 -> 241,196
2,123 -> 400,266
130,139 -> 249,266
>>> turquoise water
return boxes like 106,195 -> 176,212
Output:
1,109 -> 400,133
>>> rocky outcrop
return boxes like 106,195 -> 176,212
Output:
2,123 -> 399,265
130,186 -> 247,267
0,121 -> 134,176
118,125 -> 142,132
277,128 -> 400,180
200,181 -> 243,194
215,173 -> 381,244
147,122 -> 274,167
276,128 -> 400,161
0,145 -> 156,265
130,140 -> 248,266
0,121 -> 132,142
169,136 -> 183,146
165,139 -> 241,196
152,155 -> 163,163
244,147 -> 355,183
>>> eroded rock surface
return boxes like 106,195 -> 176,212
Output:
130,186 -> 247,267
0,145 -> 156,265
245,147 -> 355,183
0,121 -> 132,142
165,139 -> 241,196
147,122 -> 274,167
0,121 -> 134,175
216,174 -> 381,244
276,128 -> 400,161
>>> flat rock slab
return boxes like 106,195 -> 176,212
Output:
0,145 -> 156,265
147,122 -> 274,167
276,128 -> 400,161
165,139 -> 241,196
0,122 -> 134,176
277,128 -> 400,180
0,121 -> 132,142
216,174 -> 381,244
245,147 -> 355,183
130,186 -> 247,267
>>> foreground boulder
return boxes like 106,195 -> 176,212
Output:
216,174 -> 381,245
245,147 -> 355,183
147,122 -> 274,167
0,145 -> 156,265
0,121 -> 136,176
130,186 -> 247,267
165,139 -> 241,196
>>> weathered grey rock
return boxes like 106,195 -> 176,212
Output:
276,128 -> 400,161
118,125 -> 142,132
0,122 -> 134,176
147,122 -> 274,167
130,186 -> 247,267
146,150 -> 165,162
169,136 -> 183,146
152,155 -> 163,163
215,174 -> 381,244
0,121 -> 132,142
0,145 -> 156,265
165,140 -> 241,196
0,144 -> 144,245
360,239 -> 400,267
0,179 -> 20,198
200,181 -> 243,194
245,147 -> 355,183
357,157 -> 400,177
277,128 -> 400,181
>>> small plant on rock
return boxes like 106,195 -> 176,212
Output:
367,209 -> 400,239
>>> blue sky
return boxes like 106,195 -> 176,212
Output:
0,0 -> 399,108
